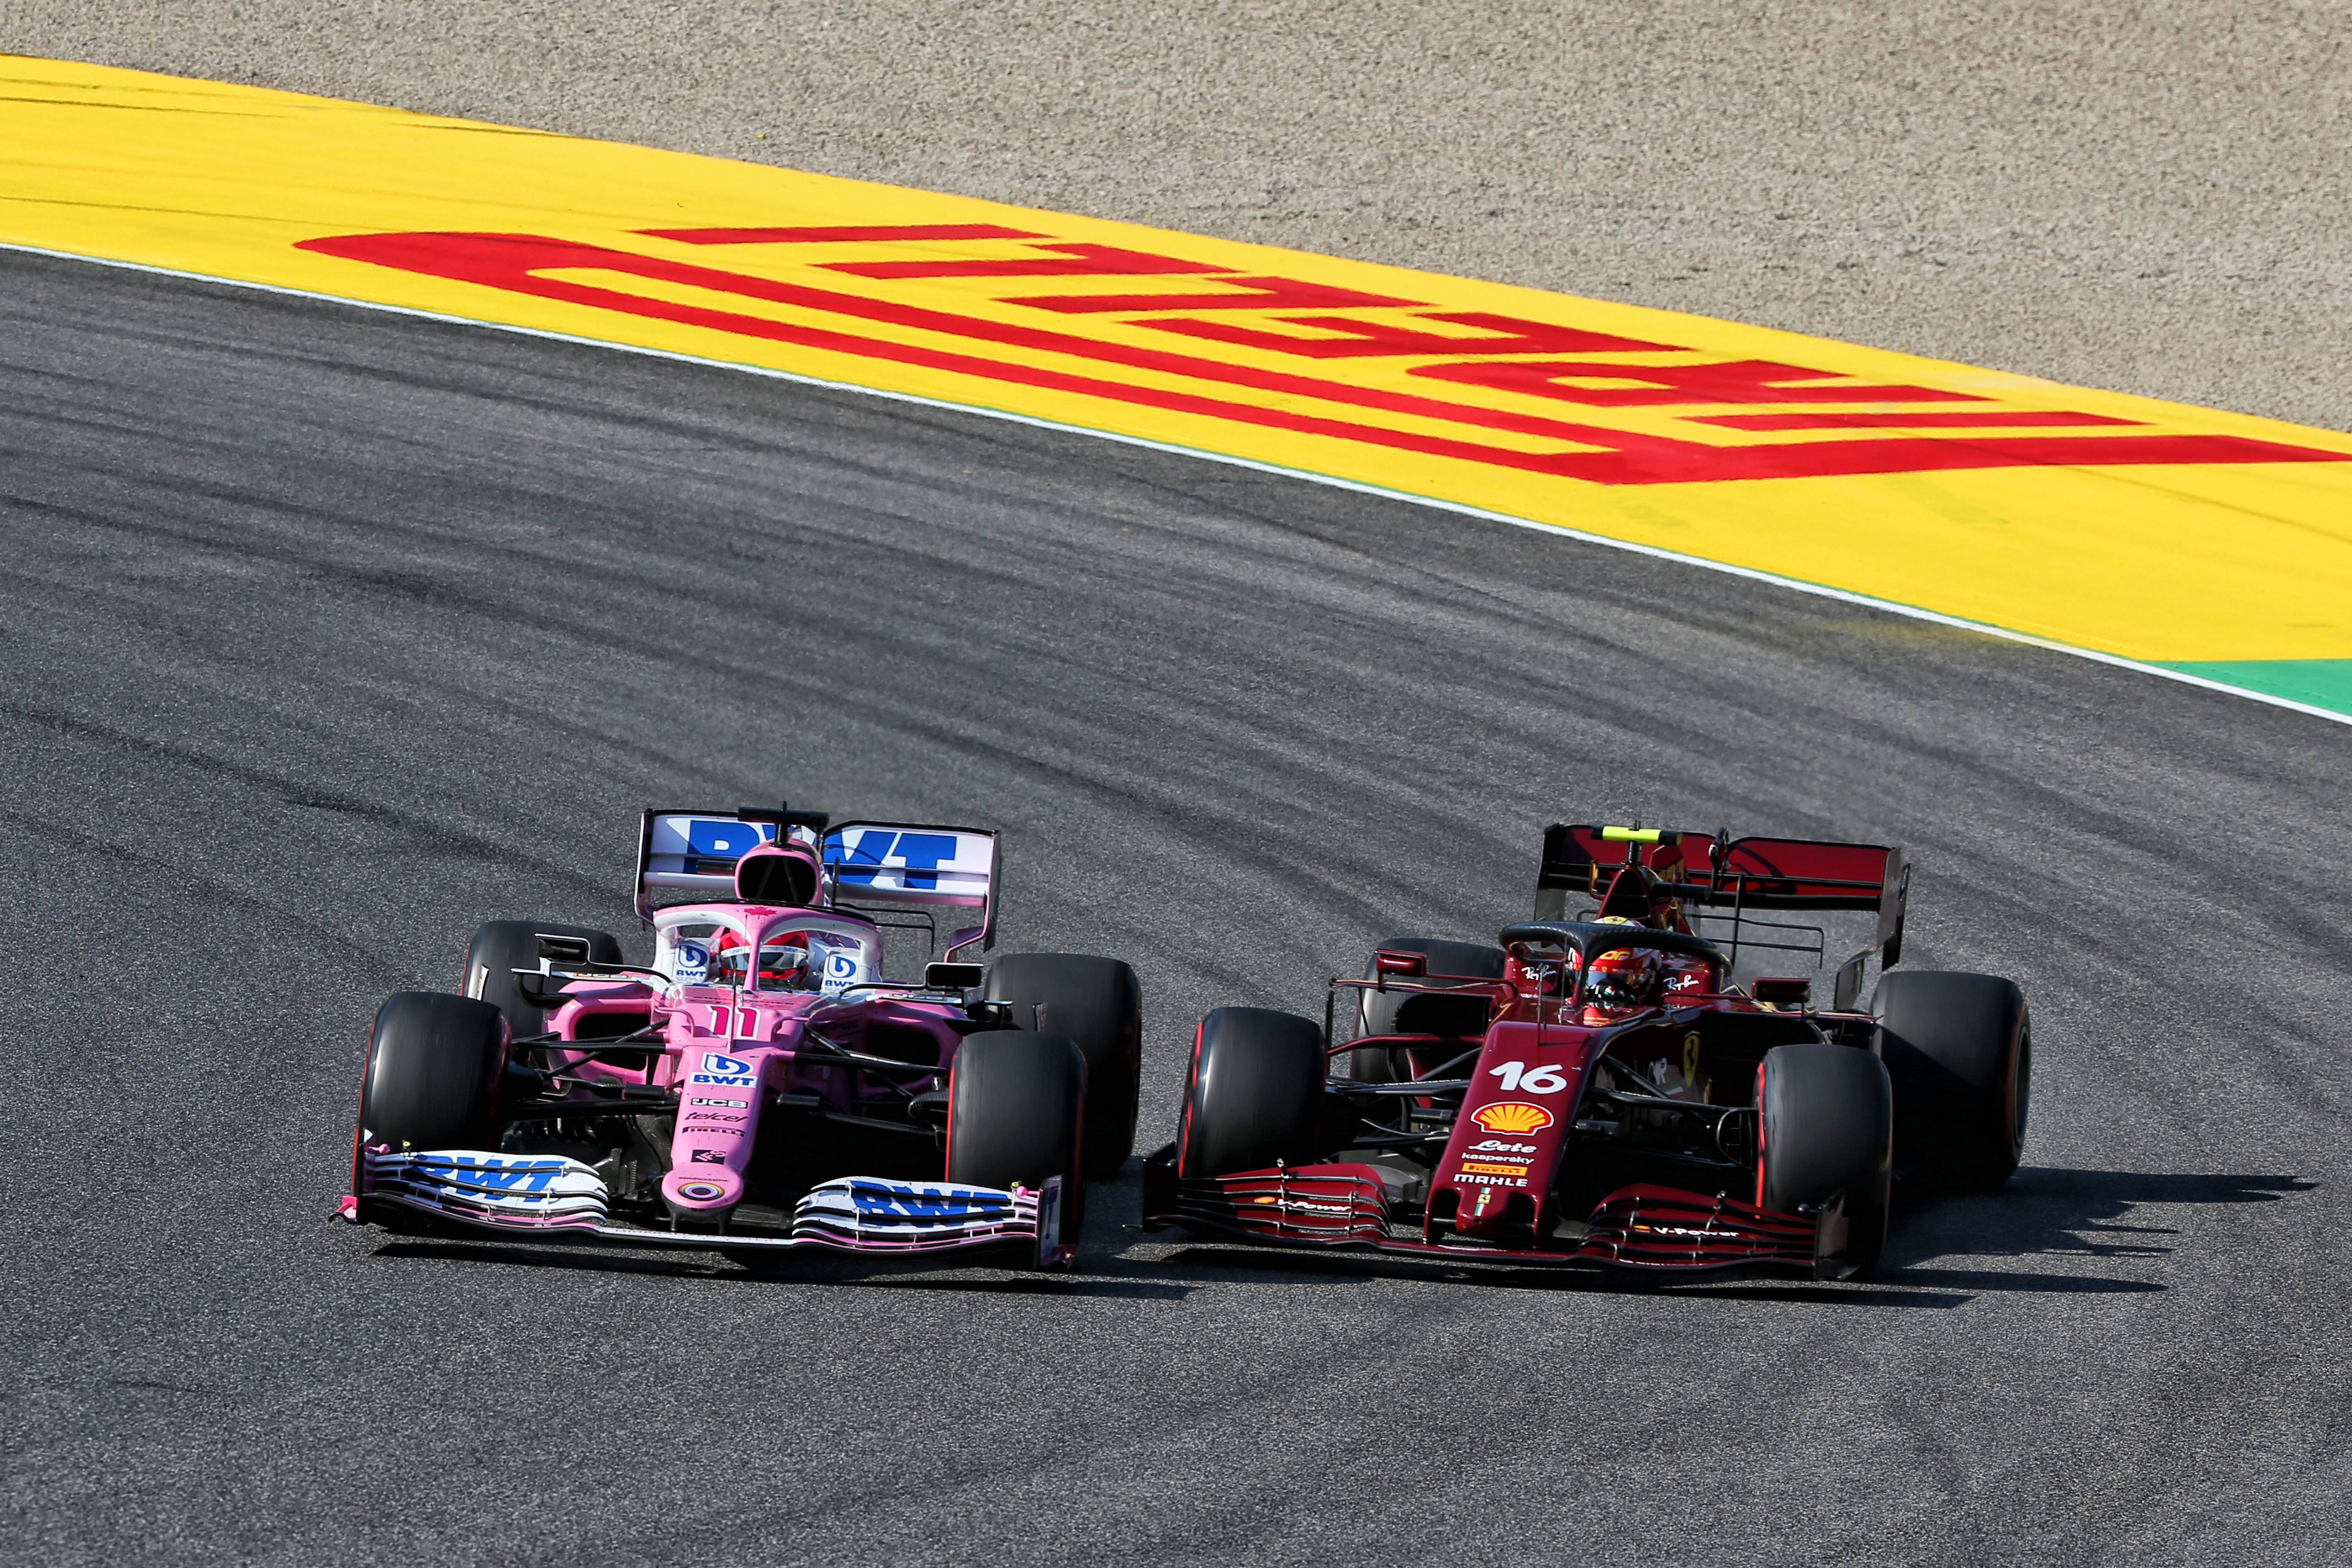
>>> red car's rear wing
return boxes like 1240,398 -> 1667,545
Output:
1535,823 -> 1909,965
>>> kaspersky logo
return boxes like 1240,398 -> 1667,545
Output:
1471,1102 -> 1554,1135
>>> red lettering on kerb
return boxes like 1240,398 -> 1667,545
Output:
640,224 -> 1044,245
1412,358 -> 1979,408
817,241 -> 1227,281
1143,312 -> 1669,358
295,230 -> 2350,485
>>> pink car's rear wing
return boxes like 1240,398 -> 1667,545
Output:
634,807 -> 1000,958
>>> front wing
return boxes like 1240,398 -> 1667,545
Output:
1142,1153 -> 1819,1273
346,1148 -> 1074,1266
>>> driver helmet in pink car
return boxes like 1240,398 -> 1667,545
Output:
710,929 -> 814,990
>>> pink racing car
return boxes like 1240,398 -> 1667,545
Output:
341,807 -> 1141,1269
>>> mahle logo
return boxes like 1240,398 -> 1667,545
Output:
1470,1102 -> 1554,1135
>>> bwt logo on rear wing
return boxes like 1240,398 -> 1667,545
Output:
633,808 -> 1000,954
637,809 -> 785,915
822,822 -> 1000,957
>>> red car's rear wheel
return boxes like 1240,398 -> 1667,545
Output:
1874,970 -> 2031,1191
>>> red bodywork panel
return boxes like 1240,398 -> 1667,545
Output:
1537,824 -> 1905,941
1436,1018 -> 1590,1240
1143,1000 -> 1838,1274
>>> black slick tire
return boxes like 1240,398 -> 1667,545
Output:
354,992 -> 510,1228
1351,937 -> 1505,1081
985,953 -> 1142,1176
1873,970 -> 2031,1191
946,1030 -> 1087,1251
462,920 -> 623,1043
1177,1006 -> 1326,1178
1757,1042 -> 1892,1276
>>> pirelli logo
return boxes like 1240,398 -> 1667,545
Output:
298,225 -> 2346,488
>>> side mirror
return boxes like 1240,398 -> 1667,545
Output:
1832,950 -> 1870,1012
926,961 -> 985,990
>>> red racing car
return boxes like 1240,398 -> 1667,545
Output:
1143,823 -> 2030,1277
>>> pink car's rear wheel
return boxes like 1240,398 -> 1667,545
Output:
984,952 -> 1142,1176
462,919 -> 624,1043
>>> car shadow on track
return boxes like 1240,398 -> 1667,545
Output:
1130,1169 -> 2315,1304
1142,1246 -> 1974,1307
1873,1166 -> 2315,1294
368,1239 -> 1196,1298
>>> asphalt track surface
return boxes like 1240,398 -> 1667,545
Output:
5,245 -> 2351,1566
10,2 -> 2352,434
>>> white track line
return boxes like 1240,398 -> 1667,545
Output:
11,238 -> 2346,732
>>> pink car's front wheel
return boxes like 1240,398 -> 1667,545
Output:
353,991 -> 509,1226
945,1030 -> 1087,1259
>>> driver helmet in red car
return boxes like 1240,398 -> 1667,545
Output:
1580,944 -> 1664,1023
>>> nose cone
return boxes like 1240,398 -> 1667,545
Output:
662,1166 -> 745,1217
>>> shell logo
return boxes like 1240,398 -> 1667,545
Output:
1471,1102 -> 1554,1135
